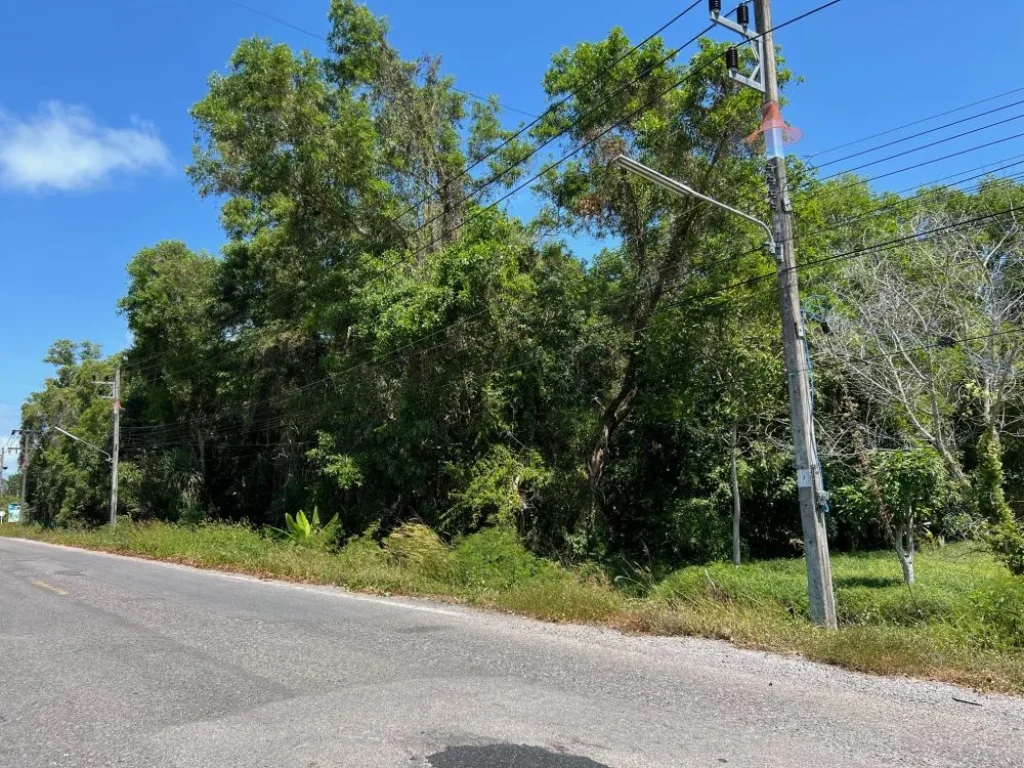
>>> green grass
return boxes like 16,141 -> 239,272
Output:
3,521 -> 1022,694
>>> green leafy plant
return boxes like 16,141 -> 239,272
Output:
268,507 -> 340,548
989,520 -> 1024,576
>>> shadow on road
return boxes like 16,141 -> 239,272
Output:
427,744 -> 612,767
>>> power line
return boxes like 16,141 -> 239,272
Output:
157,1 -> 839,355
812,98 -> 1024,170
394,0 -> 708,227
818,111 -> 1024,181
802,84 -> 1024,159
653,209 -> 1020,324
397,21 -> 719,256
124,146 -> 1024,430
884,152 -> 1024,197
126,209 -> 1020,455
122,211 -> 1023,453
832,327 -> 1024,370
852,130 -> 1024,186
693,324 -> 1024,409
709,167 -> 1024,280
398,0 -> 847,267
805,168 -> 1024,232
786,208 -> 1017,280
794,129 -> 1024,195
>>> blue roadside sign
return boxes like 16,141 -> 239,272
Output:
6,503 -> 20,523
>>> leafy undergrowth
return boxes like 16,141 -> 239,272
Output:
3,522 -> 1022,694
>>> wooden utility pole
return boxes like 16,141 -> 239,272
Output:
754,0 -> 837,627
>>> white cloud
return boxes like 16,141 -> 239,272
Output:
0,101 -> 172,192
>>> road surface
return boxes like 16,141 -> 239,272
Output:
1,537 -> 1021,767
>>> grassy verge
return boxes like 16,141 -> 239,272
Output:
3,521 -> 1022,694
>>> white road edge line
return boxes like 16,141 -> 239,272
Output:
0,537 -> 464,617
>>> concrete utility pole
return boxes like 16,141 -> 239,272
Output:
709,0 -> 836,626
96,367 -> 121,526
18,429 -> 29,520
110,366 -> 121,526
0,436 -> 18,500
731,422 -> 741,566
753,0 -> 836,627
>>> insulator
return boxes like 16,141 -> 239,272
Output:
709,0 -> 722,13
737,3 -> 750,26
725,46 -> 740,71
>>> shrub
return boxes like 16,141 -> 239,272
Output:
989,520 -> 1024,576
452,526 -> 555,589
384,522 -> 454,581
444,446 -> 551,532
669,498 -> 731,564
969,577 -> 1024,648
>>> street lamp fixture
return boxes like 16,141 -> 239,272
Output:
46,425 -> 112,462
610,154 -> 778,258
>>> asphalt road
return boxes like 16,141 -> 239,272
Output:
1,538 -> 1021,768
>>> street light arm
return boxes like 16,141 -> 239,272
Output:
611,154 -> 776,253
47,426 -> 112,462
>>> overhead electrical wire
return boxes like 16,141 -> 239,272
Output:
131,0 -> 985,447
792,129 -> 1024,196
845,130 -> 1024,186
140,0 -> 842,355
811,98 -> 1024,170
125,5 -> 744,381
801,84 -> 1024,160
883,152 -> 1024,197
394,0 -> 847,269
395,24 -> 720,256
691,162 -> 1024,282
679,323 -> 1024,419
817,111 -> 1024,181
394,0 -> 708,223
35,5 -> 1024,485
78,1 -> 1024,393
784,87 -> 1024,193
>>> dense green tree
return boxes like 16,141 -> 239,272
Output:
20,341 -> 118,526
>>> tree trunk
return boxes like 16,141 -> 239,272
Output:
731,421 -> 741,566
586,374 -> 638,489
196,429 -> 207,486
894,511 -> 915,585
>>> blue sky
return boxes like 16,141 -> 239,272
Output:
1,0 -> 1022,442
